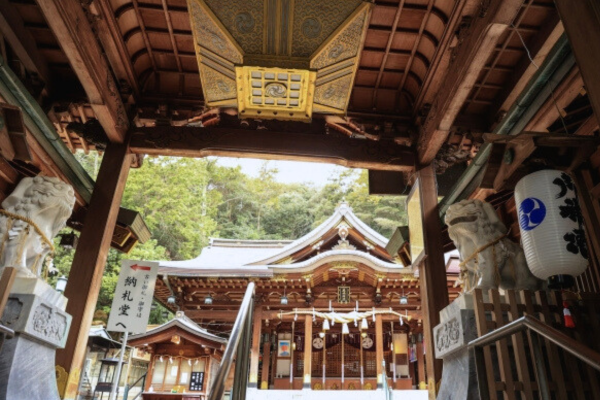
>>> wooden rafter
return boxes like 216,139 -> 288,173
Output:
466,0 -> 535,105
396,0 -> 435,102
160,0 -> 183,74
416,0 -> 524,165
412,0 -> 469,112
524,66 -> 584,132
89,0 -> 140,97
131,0 -> 158,72
35,0 -> 128,143
372,0 -> 405,107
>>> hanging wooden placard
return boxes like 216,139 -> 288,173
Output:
338,286 -> 350,303
189,371 -> 205,391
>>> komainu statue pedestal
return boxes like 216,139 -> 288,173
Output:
434,294 -> 480,400
0,277 -> 72,400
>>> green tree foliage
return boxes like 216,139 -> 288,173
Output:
53,153 -> 407,326
309,169 -> 407,238
122,158 -> 220,260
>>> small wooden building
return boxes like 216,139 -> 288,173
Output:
128,311 -> 227,400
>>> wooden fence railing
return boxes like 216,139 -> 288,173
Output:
473,289 -> 600,400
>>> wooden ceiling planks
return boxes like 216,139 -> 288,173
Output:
71,0 -> 456,117
353,0 -> 451,114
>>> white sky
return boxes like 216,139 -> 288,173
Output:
211,157 -> 357,187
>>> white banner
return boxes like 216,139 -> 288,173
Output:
107,260 -> 159,334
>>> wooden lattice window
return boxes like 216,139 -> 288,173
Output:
325,343 -> 342,377
344,345 -> 360,377
294,352 -> 304,376
312,351 -> 323,376
365,352 -> 377,377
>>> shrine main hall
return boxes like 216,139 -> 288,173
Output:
151,203 -> 460,394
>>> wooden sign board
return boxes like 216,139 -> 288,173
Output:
189,371 -> 204,391
107,260 -> 159,333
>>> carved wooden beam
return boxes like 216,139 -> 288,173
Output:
129,126 -> 415,171
417,0 -> 524,165
88,0 -> 139,97
36,0 -> 128,143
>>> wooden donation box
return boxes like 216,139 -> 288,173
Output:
127,311 -> 226,400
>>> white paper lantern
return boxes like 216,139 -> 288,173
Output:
515,170 -> 588,286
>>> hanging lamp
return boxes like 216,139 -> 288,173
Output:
400,288 -> 408,305
281,285 -> 288,305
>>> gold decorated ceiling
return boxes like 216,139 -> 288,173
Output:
187,0 -> 371,119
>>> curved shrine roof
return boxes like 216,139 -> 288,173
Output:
128,311 -> 227,347
158,203 -> 410,277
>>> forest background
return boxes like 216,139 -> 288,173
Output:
50,153 -> 407,325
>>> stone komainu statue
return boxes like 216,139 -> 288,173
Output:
445,199 -> 542,292
0,176 -> 75,278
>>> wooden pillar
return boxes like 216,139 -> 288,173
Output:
261,331 -> 271,389
55,142 -> 131,400
248,308 -> 262,388
555,0 -> 600,122
290,321 -> 295,389
416,342 -> 425,389
144,355 -> 155,392
416,165 -> 449,399
303,316 -> 312,389
270,334 -> 278,386
391,322 -> 396,381
375,314 -> 384,389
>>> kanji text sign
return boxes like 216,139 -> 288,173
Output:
107,260 -> 159,333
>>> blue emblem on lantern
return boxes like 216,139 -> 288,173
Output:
519,197 -> 546,231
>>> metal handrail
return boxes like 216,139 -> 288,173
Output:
0,324 -> 14,338
208,282 -> 255,400
381,360 -> 392,400
123,372 -> 146,400
0,324 -> 14,353
469,315 -> 600,370
469,315 -> 600,400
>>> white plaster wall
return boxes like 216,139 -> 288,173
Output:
246,388 -> 428,400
